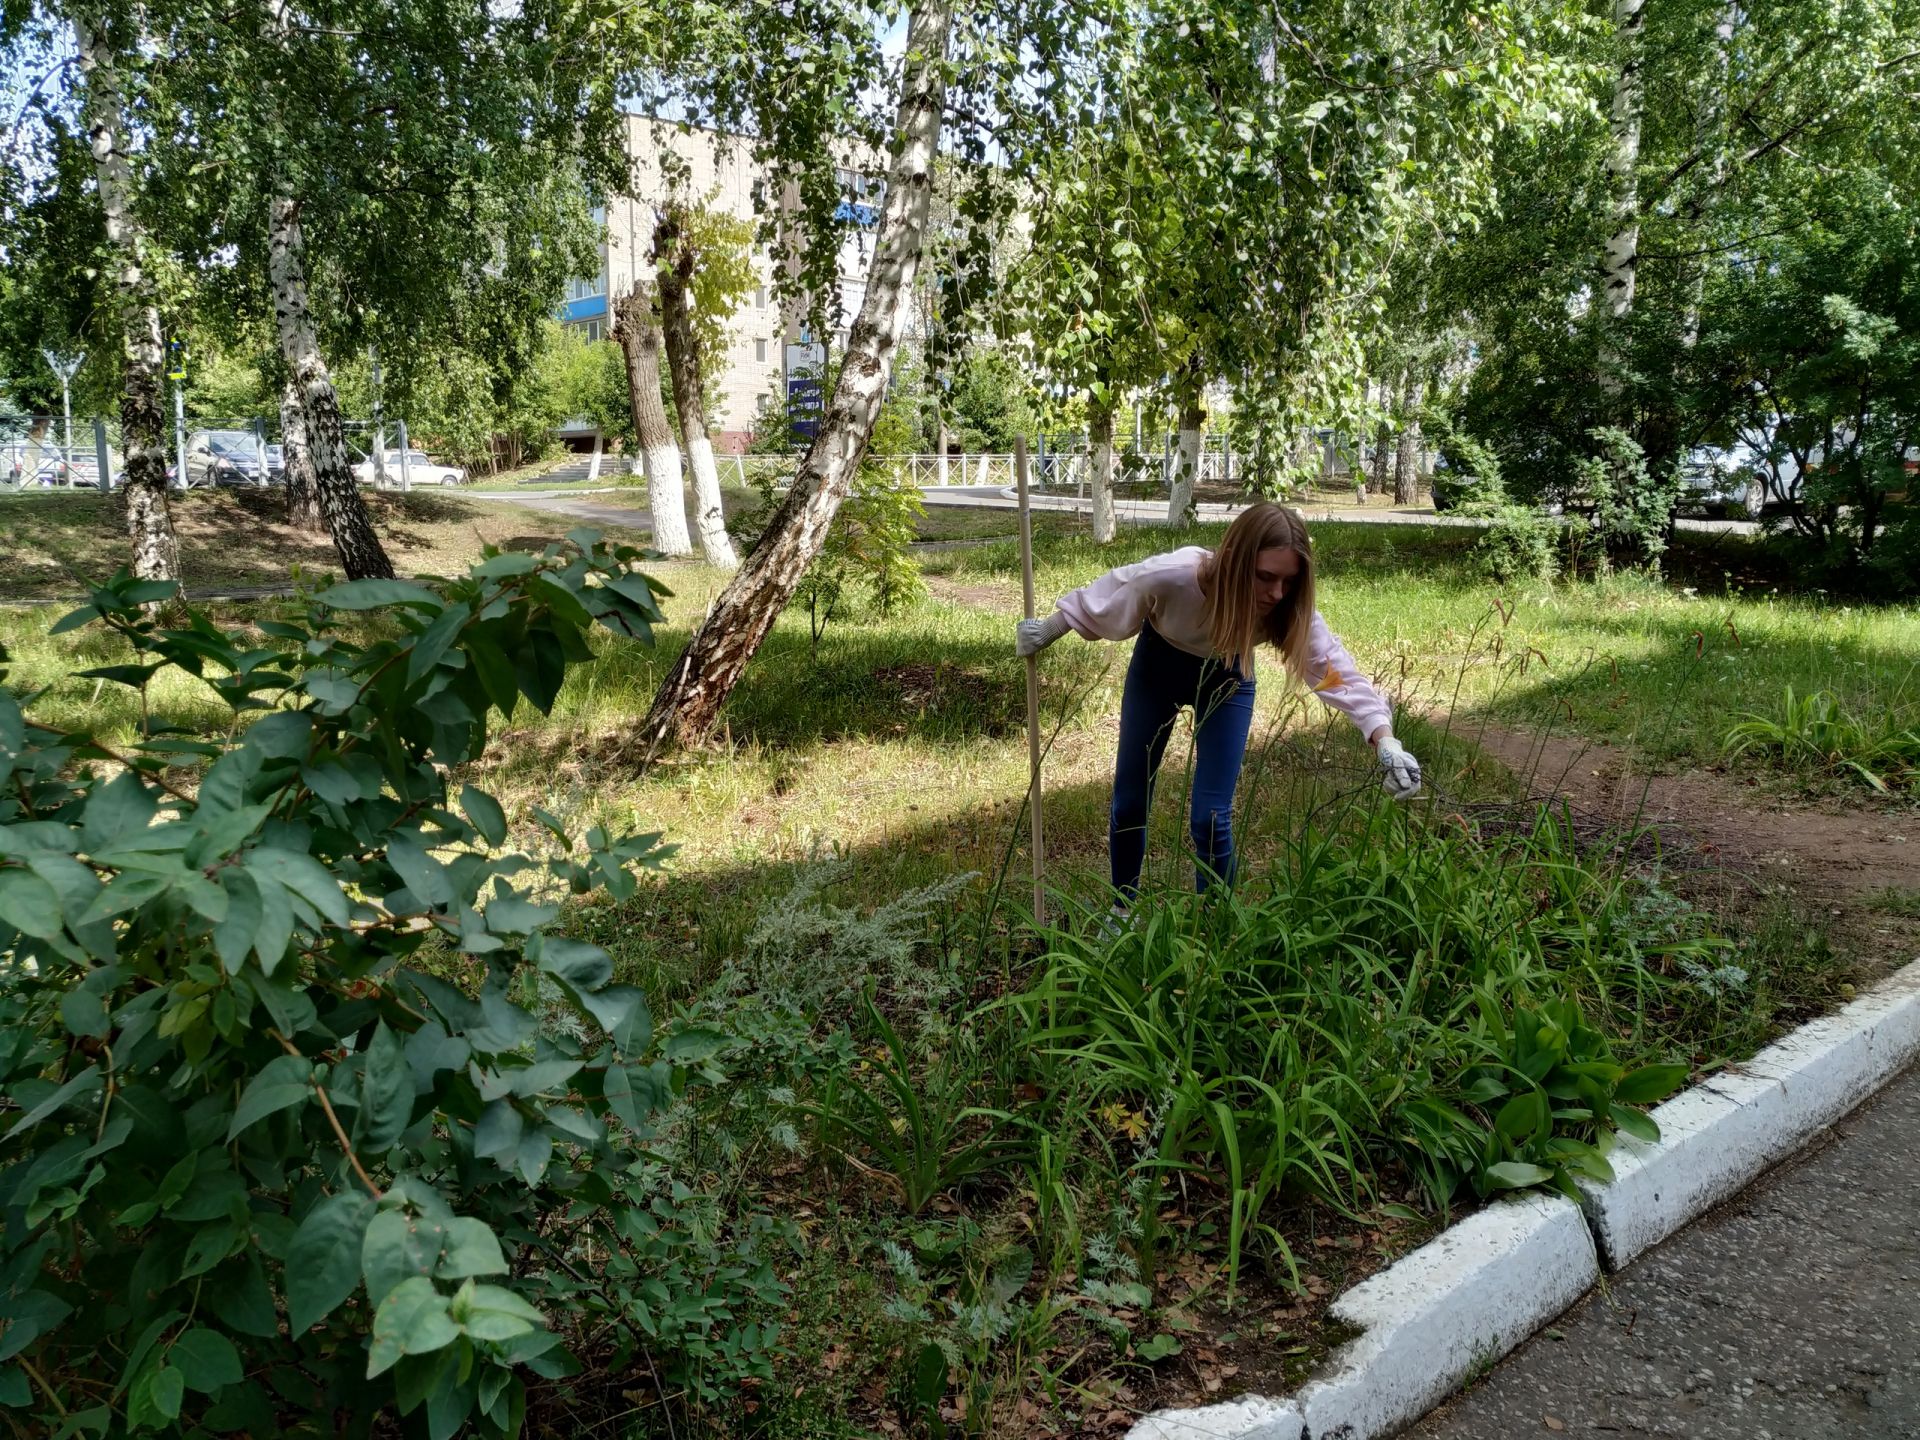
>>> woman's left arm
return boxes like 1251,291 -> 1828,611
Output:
1304,612 -> 1393,739
1305,612 -> 1422,797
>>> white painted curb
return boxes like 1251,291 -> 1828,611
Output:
1125,958 -> 1920,1440
1295,1194 -> 1595,1440
1126,1396 -> 1304,1440
1575,957 -> 1920,1269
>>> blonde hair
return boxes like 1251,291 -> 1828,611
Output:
1200,502 -> 1316,678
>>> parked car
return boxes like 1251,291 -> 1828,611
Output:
1429,459 -> 1487,513
176,429 -> 283,488
5,440 -> 100,488
1674,461 -> 1750,520
351,448 -> 467,487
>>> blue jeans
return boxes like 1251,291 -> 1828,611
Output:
1111,622 -> 1256,898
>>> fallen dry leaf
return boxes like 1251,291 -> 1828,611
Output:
1544,1417 -> 1566,1432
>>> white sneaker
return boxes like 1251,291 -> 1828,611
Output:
1096,903 -> 1133,941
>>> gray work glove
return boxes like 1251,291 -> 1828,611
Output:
1016,611 -> 1072,658
1375,735 -> 1423,799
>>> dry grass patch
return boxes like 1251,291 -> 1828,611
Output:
0,487 -> 646,601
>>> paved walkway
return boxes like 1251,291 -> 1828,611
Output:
1409,1063 -> 1920,1439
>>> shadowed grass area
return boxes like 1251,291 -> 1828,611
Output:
0,486 -> 647,602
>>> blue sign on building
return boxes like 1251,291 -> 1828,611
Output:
787,376 -> 824,440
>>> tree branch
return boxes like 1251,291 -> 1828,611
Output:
272,1029 -> 383,1199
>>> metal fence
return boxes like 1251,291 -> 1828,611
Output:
0,412 -> 448,493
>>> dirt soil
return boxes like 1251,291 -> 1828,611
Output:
1461,722 -> 1920,980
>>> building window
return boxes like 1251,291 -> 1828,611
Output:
566,272 -> 606,303
755,286 -> 766,309
755,339 -> 767,363
582,319 -> 602,342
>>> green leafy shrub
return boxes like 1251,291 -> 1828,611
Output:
1573,426 -> 1683,572
1453,994 -> 1686,1199
1430,416 -> 1560,582
0,540 -> 785,1435
1472,508 -> 1561,584
1723,684 -> 1920,790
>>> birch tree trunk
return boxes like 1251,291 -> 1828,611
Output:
268,197 -> 394,579
1599,0 -> 1648,393
614,230 -> 693,558
1394,372 -> 1422,505
1166,372 -> 1205,523
72,7 -> 176,582
280,376 -> 324,532
1680,1 -> 1738,351
1369,378 -> 1392,498
632,0 -> 953,754
1088,395 -> 1117,544
656,208 -> 739,569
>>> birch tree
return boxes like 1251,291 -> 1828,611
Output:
1598,0 -> 1648,396
633,0 -> 952,752
614,236 -> 694,558
268,197 -> 393,577
1369,387 -> 1393,499
1441,0 -> 1914,481
68,4 -> 177,581
141,0 -> 613,574
1011,129 -> 1170,545
278,375 -> 323,532
1394,373 -> 1423,505
655,200 -> 754,569
1166,362 -> 1207,524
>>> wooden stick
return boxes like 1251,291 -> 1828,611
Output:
1015,436 -> 1045,926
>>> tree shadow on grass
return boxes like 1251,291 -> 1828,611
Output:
554,703 -> 1507,1008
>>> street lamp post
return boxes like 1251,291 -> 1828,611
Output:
41,348 -> 85,486
369,345 -> 390,490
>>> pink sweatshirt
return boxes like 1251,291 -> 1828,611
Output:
1054,546 -> 1393,738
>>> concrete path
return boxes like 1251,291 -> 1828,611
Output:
1408,1063 -> 1920,1439
503,493 -> 652,529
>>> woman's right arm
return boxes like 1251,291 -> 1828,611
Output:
1015,551 -> 1185,656
1052,555 -> 1176,641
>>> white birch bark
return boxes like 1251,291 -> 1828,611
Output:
72,6 -> 177,582
269,196 -> 395,579
1681,1 -> 1738,350
1600,0 -> 1649,390
635,0 -> 953,751
614,233 -> 693,557
279,375 -> 324,532
1166,383 -> 1205,524
1088,397 -> 1117,543
1394,372 -> 1423,505
657,209 -> 739,569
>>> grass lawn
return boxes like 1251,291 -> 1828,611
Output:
4,501 -> 1914,1435
0,487 -> 646,603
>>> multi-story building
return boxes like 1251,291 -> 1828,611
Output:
558,115 -> 886,453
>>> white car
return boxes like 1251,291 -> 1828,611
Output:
352,448 -> 467,487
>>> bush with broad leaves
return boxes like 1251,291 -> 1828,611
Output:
0,532 -> 786,1437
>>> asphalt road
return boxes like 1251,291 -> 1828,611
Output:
1408,1063 -> 1920,1440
